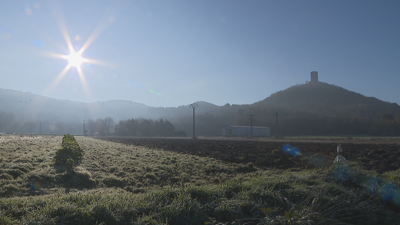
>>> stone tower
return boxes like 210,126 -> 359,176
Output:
311,71 -> 318,82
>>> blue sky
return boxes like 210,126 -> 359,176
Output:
1,0 -> 399,107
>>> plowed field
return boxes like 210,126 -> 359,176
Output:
97,137 -> 400,173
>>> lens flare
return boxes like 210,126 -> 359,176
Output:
364,177 -> 381,194
24,6 -> 33,15
282,144 -> 301,157
33,3 -> 41,9
333,163 -> 350,181
108,16 -> 115,22
34,40 -> 44,47
393,191 -> 400,205
1,33 -> 12,40
41,5 -> 115,105
380,183 -> 397,201
30,181 -> 42,191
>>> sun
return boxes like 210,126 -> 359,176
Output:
44,11 -> 113,100
65,51 -> 85,67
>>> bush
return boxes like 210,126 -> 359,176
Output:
66,158 -> 74,171
54,134 -> 83,169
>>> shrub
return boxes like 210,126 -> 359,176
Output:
54,134 -> 83,168
66,158 -> 74,171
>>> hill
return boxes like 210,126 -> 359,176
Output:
241,81 -> 400,136
254,81 -> 400,117
1,80 -> 400,136
0,88 -> 153,122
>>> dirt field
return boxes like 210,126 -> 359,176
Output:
97,137 -> 400,173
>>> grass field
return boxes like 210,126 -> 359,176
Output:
1,134 -> 400,224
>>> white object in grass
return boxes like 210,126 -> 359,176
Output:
337,144 -> 343,154
334,155 -> 347,164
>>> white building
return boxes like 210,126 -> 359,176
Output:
222,126 -> 270,137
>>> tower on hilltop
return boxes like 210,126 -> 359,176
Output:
311,71 -> 318,82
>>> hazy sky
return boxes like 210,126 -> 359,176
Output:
1,0 -> 399,107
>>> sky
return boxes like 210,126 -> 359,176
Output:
1,0 -> 400,107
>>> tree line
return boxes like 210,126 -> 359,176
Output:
113,118 -> 186,137
1,105 -> 400,137
0,110 -> 85,135
0,111 -> 186,137
169,106 -> 400,137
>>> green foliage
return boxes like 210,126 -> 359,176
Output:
66,158 -> 74,170
0,210 -> 19,225
54,134 -> 83,168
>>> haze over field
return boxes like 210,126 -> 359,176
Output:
1,0 -> 400,108
1,80 -> 400,136
2,2 -> 400,222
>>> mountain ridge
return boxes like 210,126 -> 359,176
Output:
1,81 -> 399,136
253,81 -> 399,116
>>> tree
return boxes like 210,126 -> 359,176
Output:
86,119 -> 96,135
104,117 -> 115,134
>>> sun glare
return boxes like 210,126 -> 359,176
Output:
66,51 -> 84,67
44,9 -> 114,102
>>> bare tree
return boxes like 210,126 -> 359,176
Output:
86,119 -> 96,135
104,117 -> 115,134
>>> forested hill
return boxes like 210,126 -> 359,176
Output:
254,81 -> 400,117
1,81 -> 400,136
233,81 -> 400,136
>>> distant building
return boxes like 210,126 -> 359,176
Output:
222,126 -> 270,137
311,71 -> 318,82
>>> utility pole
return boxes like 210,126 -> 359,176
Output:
39,123 -> 41,135
83,119 -> 86,136
275,112 -> 279,139
189,103 -> 198,139
247,114 -> 255,138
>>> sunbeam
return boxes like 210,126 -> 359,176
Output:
42,5 -> 113,101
